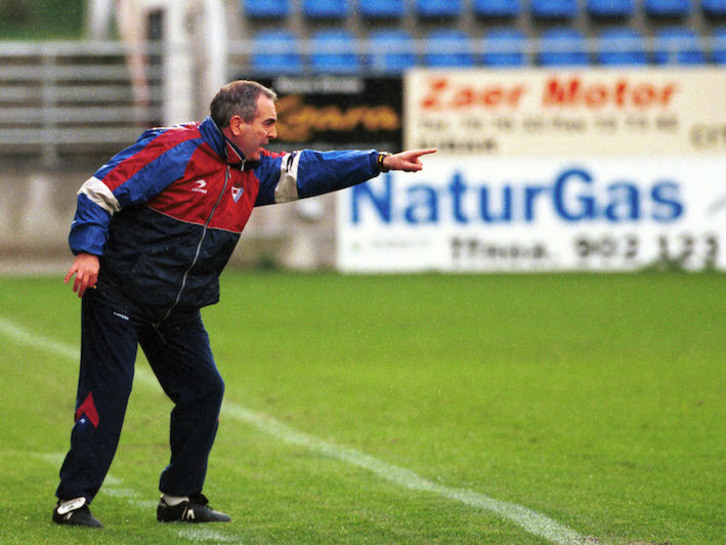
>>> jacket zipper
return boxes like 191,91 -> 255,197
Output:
160,166 -> 231,323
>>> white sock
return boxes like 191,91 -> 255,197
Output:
162,494 -> 189,506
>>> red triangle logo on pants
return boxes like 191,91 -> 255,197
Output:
75,392 -> 99,428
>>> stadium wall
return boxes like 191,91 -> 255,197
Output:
0,168 -> 337,274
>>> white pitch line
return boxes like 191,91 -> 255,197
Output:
223,404 -> 587,545
2,315 -> 589,545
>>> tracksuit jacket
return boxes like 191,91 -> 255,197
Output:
69,116 -> 381,316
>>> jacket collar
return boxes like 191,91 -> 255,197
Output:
200,116 -> 247,169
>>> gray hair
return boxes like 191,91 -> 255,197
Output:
210,80 -> 277,128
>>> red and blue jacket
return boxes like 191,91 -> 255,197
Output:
69,116 -> 380,314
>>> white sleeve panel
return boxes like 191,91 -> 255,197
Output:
78,176 -> 121,214
274,152 -> 301,204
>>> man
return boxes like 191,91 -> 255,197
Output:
55,80 -> 435,528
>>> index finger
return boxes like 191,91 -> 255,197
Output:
64,266 -> 77,285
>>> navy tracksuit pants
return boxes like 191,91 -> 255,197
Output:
56,285 -> 225,503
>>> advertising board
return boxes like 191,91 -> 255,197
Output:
257,76 -> 403,151
337,156 -> 725,272
404,67 -> 726,157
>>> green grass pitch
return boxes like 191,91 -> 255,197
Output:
0,272 -> 723,544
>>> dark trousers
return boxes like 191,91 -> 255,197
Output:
56,286 -> 225,503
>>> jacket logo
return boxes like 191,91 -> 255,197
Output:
231,186 -> 244,203
192,180 -> 208,194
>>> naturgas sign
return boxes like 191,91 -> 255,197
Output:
405,68 -> 726,156
349,167 -> 682,225
337,156 -> 725,272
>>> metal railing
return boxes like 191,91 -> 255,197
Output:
0,40 -> 163,166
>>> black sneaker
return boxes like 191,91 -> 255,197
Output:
52,497 -> 104,528
157,493 -> 231,523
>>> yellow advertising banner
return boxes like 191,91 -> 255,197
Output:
404,67 -> 726,156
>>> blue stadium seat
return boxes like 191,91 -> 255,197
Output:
367,29 -> 418,73
586,0 -> 635,19
538,28 -> 589,65
703,0 -> 726,16
358,0 -> 406,19
473,0 -> 522,19
531,0 -> 579,20
240,0 -> 290,19
481,28 -> 527,66
310,29 -> 362,74
712,27 -> 726,63
653,27 -> 705,64
644,0 -> 692,18
596,27 -> 648,65
302,0 -> 350,19
250,30 -> 303,75
414,0 -> 463,19
424,29 -> 475,67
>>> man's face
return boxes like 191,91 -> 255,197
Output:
226,95 -> 278,162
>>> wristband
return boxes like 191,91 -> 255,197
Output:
377,152 -> 392,172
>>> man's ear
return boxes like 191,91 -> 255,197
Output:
228,115 -> 245,136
